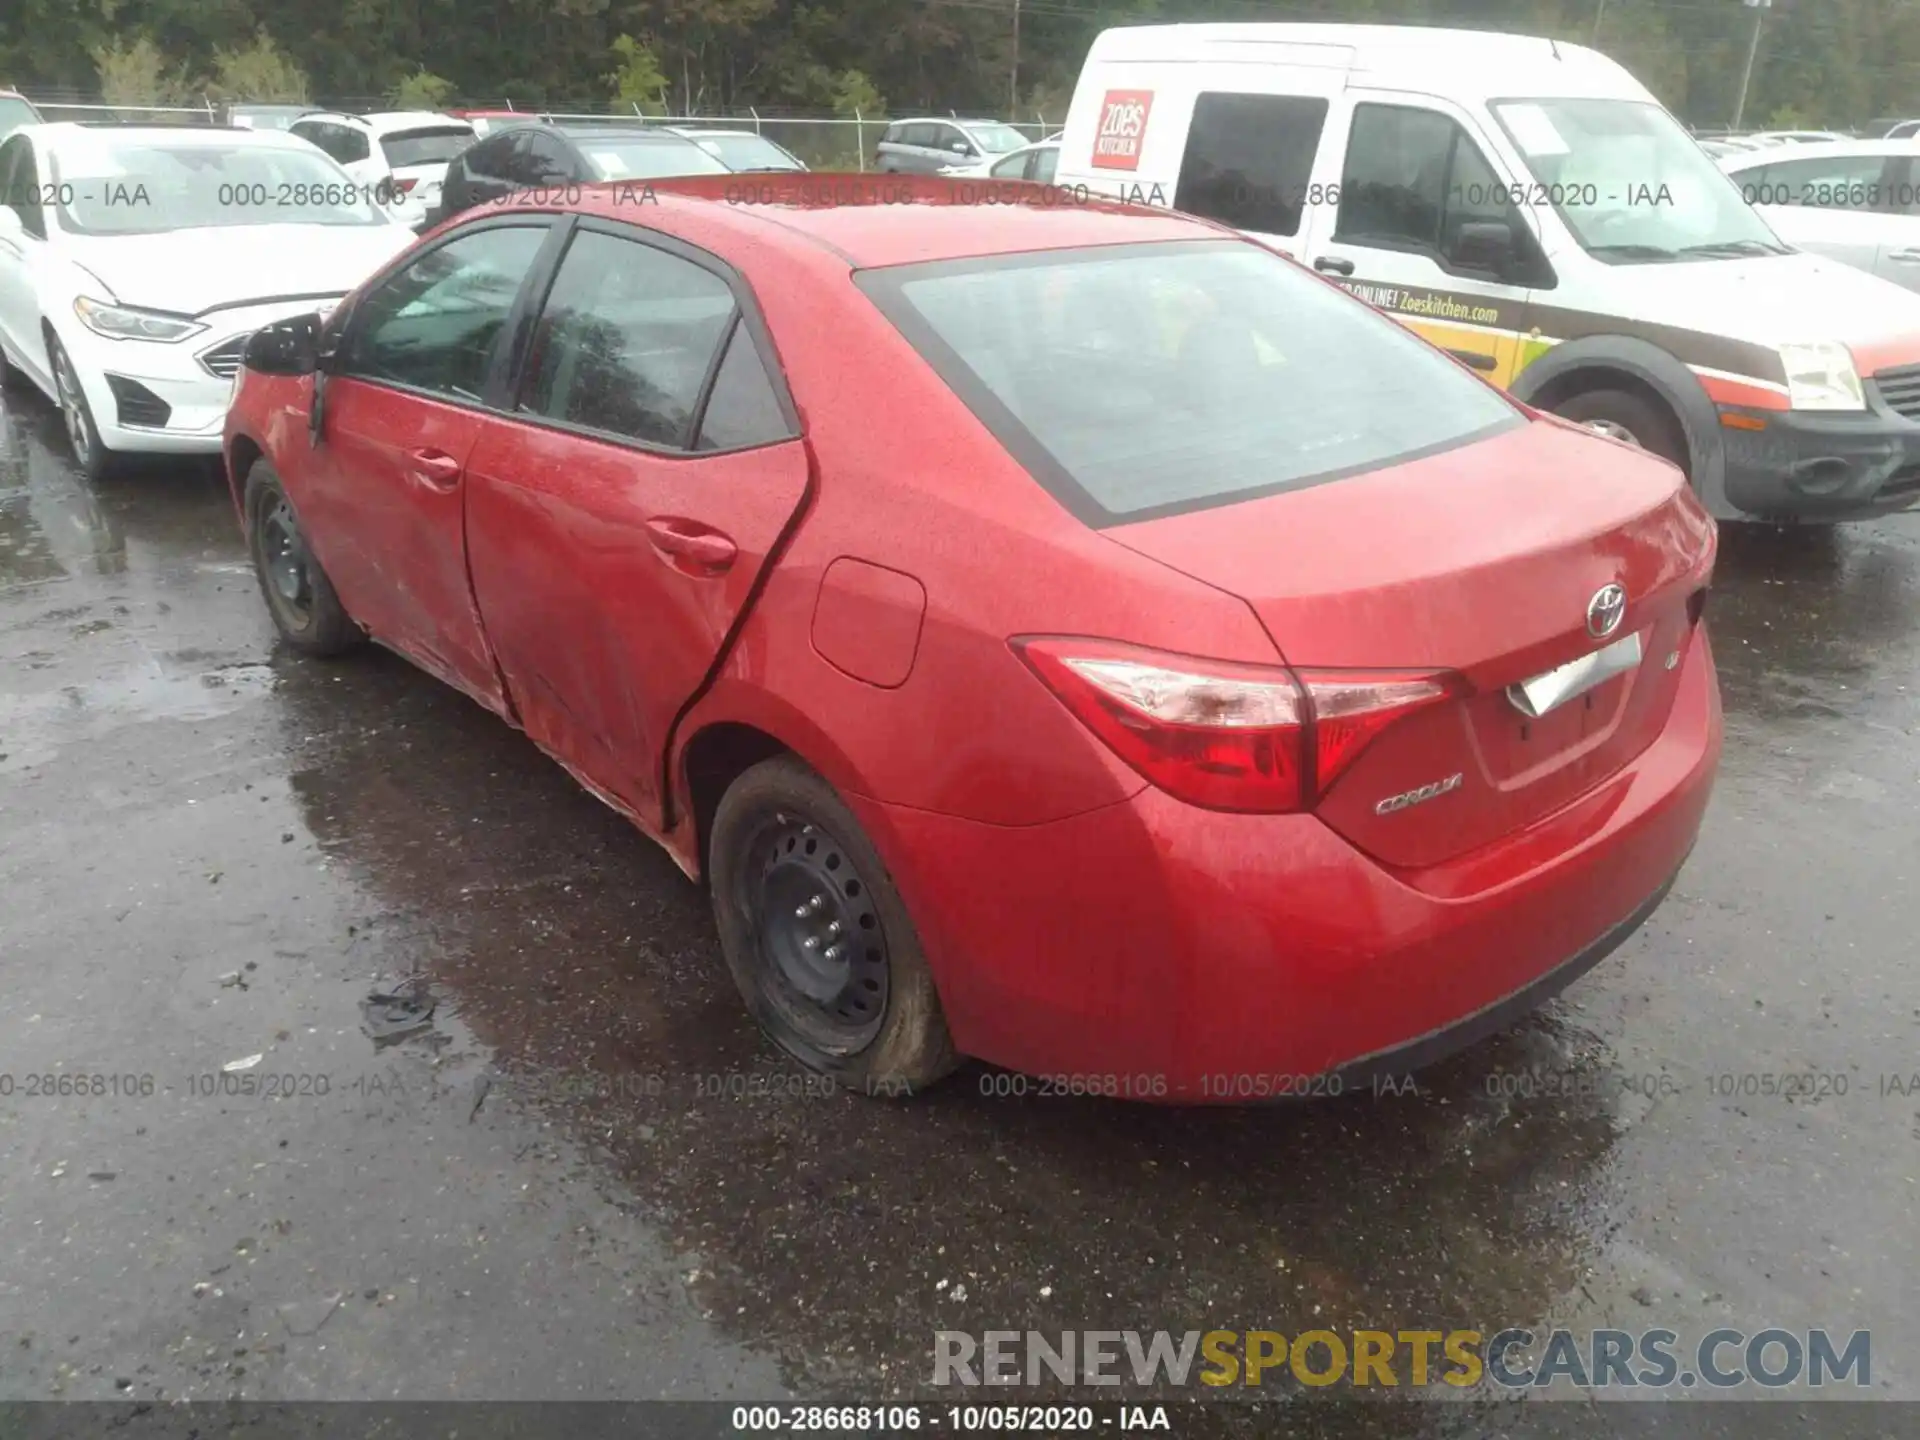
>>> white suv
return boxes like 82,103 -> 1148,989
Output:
0,123 -> 413,478
289,111 -> 476,229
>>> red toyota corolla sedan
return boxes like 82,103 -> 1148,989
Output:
223,176 -> 1721,1102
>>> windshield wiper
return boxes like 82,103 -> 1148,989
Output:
1677,238 -> 1794,258
1585,243 -> 1681,262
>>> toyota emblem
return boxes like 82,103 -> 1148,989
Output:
1586,583 -> 1627,640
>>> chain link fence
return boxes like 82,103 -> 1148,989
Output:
18,96 -> 1058,169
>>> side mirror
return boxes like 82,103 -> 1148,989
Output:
243,313 -> 321,377
950,140 -> 970,154
1451,220 -> 1516,277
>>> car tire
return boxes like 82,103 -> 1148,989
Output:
243,459 -> 363,657
709,756 -> 959,1094
47,334 -> 121,482
1553,388 -> 1688,473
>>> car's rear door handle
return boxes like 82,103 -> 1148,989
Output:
1312,255 -> 1355,275
644,517 -> 737,575
1888,247 -> 1920,264
405,448 -> 463,491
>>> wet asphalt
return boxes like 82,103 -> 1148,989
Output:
0,375 -> 1916,1434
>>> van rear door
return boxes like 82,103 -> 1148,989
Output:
1298,92 -> 1542,388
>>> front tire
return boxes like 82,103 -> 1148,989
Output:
243,459 -> 363,656
710,757 -> 958,1093
48,335 -> 120,482
1553,388 -> 1688,473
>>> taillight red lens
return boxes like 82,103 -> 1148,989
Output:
1015,638 -> 1454,814
1015,639 -> 1308,812
1300,670 -> 1453,793
395,177 -> 418,194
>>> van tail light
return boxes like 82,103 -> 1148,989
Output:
1013,637 -> 1455,814
394,177 -> 419,194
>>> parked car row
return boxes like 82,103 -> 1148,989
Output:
0,105 -> 818,482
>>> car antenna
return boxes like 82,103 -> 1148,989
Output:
1549,36 -> 1562,59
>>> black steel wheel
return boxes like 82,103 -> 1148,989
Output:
243,460 -> 363,657
710,756 -> 957,1092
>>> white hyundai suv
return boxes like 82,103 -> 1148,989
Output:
0,123 -> 415,479
288,111 -> 475,229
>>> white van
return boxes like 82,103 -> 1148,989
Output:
1055,23 -> 1920,523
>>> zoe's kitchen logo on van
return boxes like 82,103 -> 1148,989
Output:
1093,89 -> 1154,170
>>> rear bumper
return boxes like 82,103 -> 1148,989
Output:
852,625 -> 1722,1103
1719,401 -> 1920,521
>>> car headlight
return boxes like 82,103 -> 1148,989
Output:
1779,340 -> 1865,411
72,296 -> 207,343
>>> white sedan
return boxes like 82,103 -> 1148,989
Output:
0,123 -> 415,478
1719,139 -> 1920,295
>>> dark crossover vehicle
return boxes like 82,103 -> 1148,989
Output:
432,123 -> 728,223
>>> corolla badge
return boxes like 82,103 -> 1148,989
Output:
1586,583 -> 1627,640
1374,773 -> 1463,816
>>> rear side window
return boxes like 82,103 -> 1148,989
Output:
464,136 -> 513,179
519,229 -> 737,449
383,127 -> 474,167
903,123 -> 938,148
695,323 -> 791,451
1734,153 -> 1889,210
857,240 -> 1521,525
1174,93 -> 1328,237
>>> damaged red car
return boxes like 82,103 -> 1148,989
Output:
223,177 -> 1721,1102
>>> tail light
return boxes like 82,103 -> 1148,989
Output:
394,177 -> 419,194
1014,637 -> 1455,814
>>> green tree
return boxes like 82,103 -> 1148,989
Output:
606,34 -> 669,112
829,68 -> 884,120
91,36 -> 197,107
391,68 -> 455,109
206,29 -> 311,101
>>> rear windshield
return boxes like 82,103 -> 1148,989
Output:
856,240 -> 1523,525
688,134 -> 803,172
576,138 -> 730,180
381,127 -> 473,167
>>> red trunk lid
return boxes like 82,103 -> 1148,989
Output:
1103,419 -> 1716,870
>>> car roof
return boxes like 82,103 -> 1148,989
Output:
504,174 -> 1223,269
1720,138 -> 1920,166
1086,23 -> 1648,104
891,116 -> 1024,129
